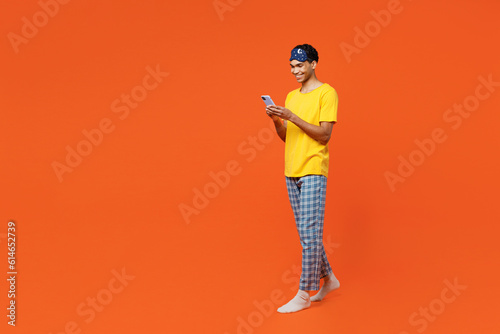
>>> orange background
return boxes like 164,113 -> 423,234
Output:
1,0 -> 500,333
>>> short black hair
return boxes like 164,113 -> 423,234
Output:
292,44 -> 319,63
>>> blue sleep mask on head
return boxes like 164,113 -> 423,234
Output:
289,48 -> 309,62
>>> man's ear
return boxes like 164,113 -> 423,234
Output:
311,60 -> 317,70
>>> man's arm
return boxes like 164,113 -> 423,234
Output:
267,112 -> 287,143
266,105 -> 334,145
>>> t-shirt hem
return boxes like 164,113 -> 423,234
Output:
284,172 -> 328,178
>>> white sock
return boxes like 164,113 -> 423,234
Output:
310,273 -> 340,302
277,290 -> 311,313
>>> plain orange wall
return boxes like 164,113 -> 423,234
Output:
1,0 -> 499,333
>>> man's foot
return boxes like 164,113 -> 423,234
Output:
310,274 -> 340,302
277,290 -> 311,313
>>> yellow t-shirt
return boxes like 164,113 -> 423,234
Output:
284,83 -> 338,178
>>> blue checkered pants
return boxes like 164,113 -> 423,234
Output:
286,175 -> 332,291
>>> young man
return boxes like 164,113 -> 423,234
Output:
266,44 -> 340,313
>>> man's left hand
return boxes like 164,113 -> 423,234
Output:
266,105 -> 294,121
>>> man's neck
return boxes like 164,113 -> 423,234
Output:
300,77 -> 323,93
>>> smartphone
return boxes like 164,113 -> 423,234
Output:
261,95 -> 275,106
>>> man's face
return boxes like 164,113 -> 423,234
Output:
290,59 -> 316,83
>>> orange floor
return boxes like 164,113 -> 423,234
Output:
1,1 -> 500,333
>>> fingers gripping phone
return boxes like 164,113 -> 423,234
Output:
261,95 -> 275,106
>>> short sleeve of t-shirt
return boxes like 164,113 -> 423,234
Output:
285,91 -> 293,108
319,87 -> 338,123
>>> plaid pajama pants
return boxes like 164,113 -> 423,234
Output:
286,174 -> 333,291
